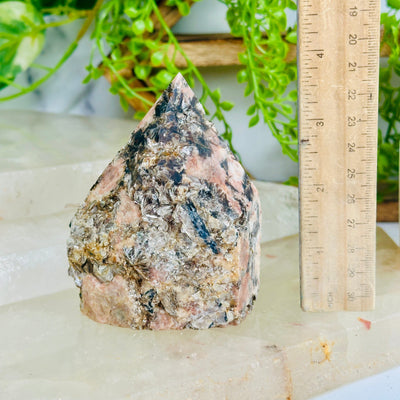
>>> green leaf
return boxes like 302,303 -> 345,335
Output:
287,65 -> 297,81
246,104 -> 257,116
164,56 -> 178,72
125,7 -> 139,18
237,69 -> 247,83
155,69 -> 174,86
185,73 -> 195,88
238,53 -> 248,64
0,1 -> 45,90
211,88 -> 221,101
388,0 -> 400,9
263,88 -> 274,98
287,89 -> 297,101
82,74 -> 91,84
273,10 -> 287,31
134,110 -> 146,120
127,39 -> 144,56
134,65 -> 151,80
220,101 -> 234,111
284,176 -> 298,187
92,67 -> 103,80
285,31 -> 297,44
143,40 -> 157,50
111,47 -> 122,60
281,103 -> 293,115
277,74 -> 290,86
249,114 -> 259,128
109,84 -> 120,95
132,20 -> 146,36
119,95 -> 129,112
214,109 -> 223,120
266,108 -> 277,119
145,19 -> 154,33
177,1 -> 191,16
29,0 -> 96,10
151,51 -> 164,66
113,61 -> 128,71
244,83 -> 253,97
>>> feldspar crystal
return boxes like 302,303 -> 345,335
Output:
67,73 -> 261,330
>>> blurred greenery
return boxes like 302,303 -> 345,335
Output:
0,0 -> 97,10
378,10 -> 400,201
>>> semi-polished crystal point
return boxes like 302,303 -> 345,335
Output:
67,73 -> 261,329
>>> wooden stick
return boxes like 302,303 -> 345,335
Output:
169,27 -> 393,66
151,0 -> 194,32
165,37 -> 244,67
377,201 -> 399,222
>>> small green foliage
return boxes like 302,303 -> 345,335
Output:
150,50 -> 164,66
285,30 -> 297,44
378,5 -> 400,200
0,1 -> 45,89
284,175 -> 298,187
81,0 -> 238,154
220,101 -> 234,111
29,0 -> 97,11
119,93 -> 129,112
224,0 -> 298,161
388,0 -> 400,9
134,65 -> 151,80
249,114 -> 259,128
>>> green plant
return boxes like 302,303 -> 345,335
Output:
0,1 -> 45,89
85,0 -> 241,156
0,0 -> 100,98
223,0 -> 298,161
378,4 -> 400,201
0,0 -> 399,201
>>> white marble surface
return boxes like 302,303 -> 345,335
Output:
312,367 -> 400,400
1,223 -> 399,400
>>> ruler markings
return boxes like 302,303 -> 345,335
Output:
299,0 -> 379,311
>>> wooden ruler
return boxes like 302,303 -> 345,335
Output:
298,0 -> 380,311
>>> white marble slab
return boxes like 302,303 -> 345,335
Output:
0,110 -> 134,219
1,229 -> 399,400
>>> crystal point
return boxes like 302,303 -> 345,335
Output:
67,74 -> 261,329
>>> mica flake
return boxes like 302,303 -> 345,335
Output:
67,73 -> 261,330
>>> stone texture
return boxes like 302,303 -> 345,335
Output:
67,73 -> 261,329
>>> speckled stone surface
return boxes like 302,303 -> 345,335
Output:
67,73 -> 261,330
